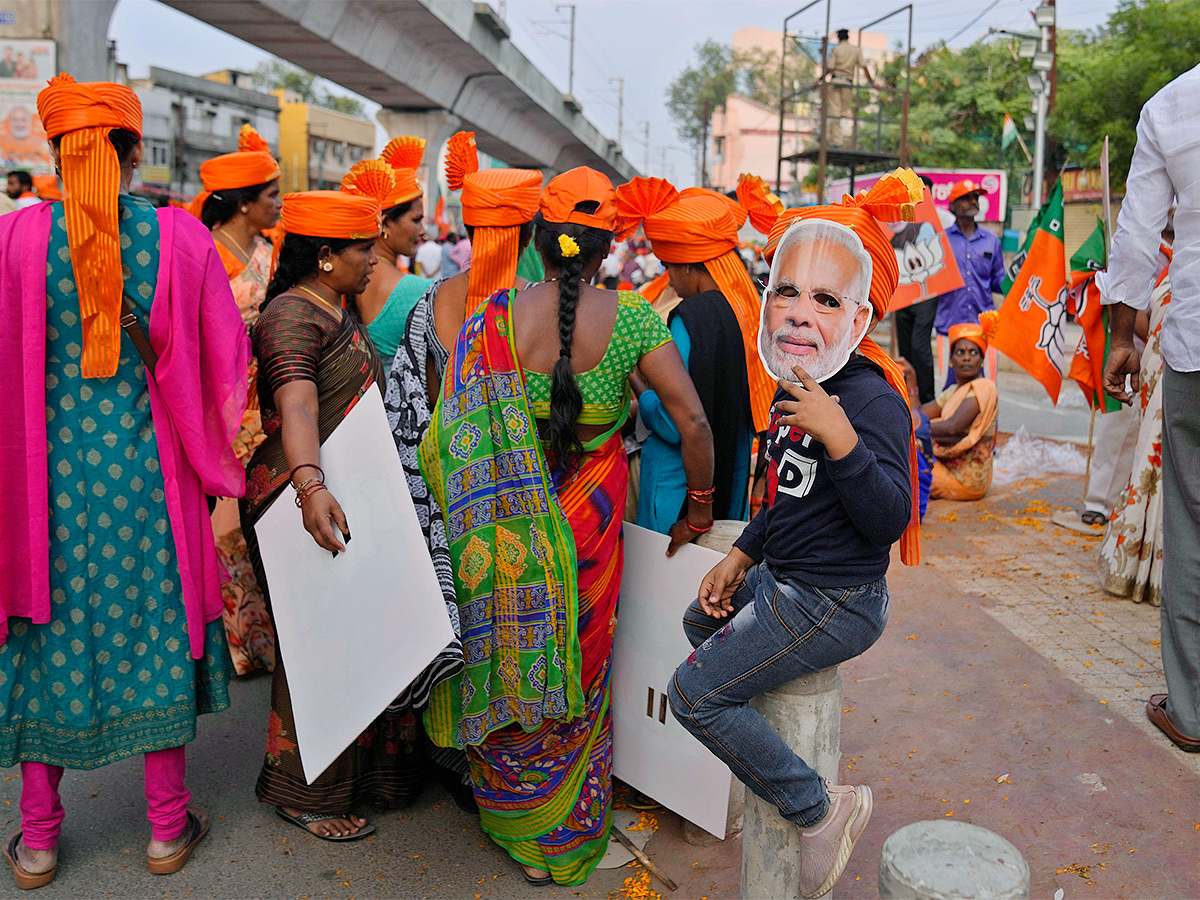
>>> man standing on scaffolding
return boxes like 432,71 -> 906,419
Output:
818,29 -> 885,147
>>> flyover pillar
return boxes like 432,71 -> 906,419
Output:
377,108 -> 462,221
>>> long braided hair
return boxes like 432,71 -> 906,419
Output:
533,210 -> 613,471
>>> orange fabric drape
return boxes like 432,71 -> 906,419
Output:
37,73 -> 143,378
445,131 -> 542,309
281,190 -> 382,239
703,250 -> 774,434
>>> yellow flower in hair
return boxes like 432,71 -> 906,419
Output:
558,233 -> 581,258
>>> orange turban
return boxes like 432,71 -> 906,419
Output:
379,136 -> 425,209
948,322 -> 987,355
445,131 -> 542,308
764,168 -> 926,566
284,185 -> 385,241
616,177 -> 775,432
540,166 -> 618,232
33,173 -> 61,201
36,73 -> 142,378
679,185 -> 749,229
736,173 -> 785,236
189,124 -> 280,218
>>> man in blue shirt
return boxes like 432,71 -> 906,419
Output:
934,180 -> 1006,338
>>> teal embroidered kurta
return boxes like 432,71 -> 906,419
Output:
0,196 -> 231,769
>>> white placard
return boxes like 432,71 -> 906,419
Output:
612,524 -> 733,839
256,389 -> 453,783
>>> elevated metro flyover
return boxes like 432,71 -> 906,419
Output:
158,0 -> 640,181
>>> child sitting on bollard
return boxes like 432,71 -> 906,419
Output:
667,172 -> 923,900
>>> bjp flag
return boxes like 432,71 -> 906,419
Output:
1065,218 -> 1122,412
887,190 -> 964,311
983,180 -> 1068,403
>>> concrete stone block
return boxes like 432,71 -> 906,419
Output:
878,820 -> 1030,900
740,667 -> 843,900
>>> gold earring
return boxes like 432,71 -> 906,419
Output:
321,262 -> 333,272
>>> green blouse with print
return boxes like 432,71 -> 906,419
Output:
523,290 -> 673,427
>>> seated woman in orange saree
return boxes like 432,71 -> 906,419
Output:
419,168 -> 714,886
923,323 -> 999,501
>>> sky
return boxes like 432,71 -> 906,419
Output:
108,0 -> 1123,185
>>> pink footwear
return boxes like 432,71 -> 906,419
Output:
799,784 -> 873,898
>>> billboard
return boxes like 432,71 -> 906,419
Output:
830,168 -> 1008,223
0,39 -> 57,175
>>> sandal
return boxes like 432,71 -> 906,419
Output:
147,809 -> 209,875
1080,511 -> 1107,526
4,832 -> 56,890
275,806 -> 376,842
519,861 -> 554,886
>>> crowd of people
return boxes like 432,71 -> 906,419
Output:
0,62 -> 1195,900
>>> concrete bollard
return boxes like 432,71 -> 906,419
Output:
740,666 -> 844,900
878,821 -> 1030,900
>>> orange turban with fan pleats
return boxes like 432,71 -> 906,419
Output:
445,131 -> 542,308
36,73 -> 142,378
189,124 -> 280,218
280,190 -> 383,240
736,173 -> 785,237
379,136 -> 425,209
764,168 -> 925,565
616,176 -> 776,432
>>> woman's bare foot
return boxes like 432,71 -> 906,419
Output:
147,809 -> 209,859
15,841 -> 56,875
521,863 -> 552,881
282,807 -> 368,839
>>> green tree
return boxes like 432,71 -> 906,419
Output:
666,40 -> 815,147
1054,0 -> 1200,183
251,60 -> 368,119
665,40 -> 738,146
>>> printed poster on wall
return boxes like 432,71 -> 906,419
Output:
0,39 -> 57,175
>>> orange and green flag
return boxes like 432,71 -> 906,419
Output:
1065,217 -> 1122,412
982,180 -> 1068,403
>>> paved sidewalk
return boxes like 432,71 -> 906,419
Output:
3,472 -> 1196,899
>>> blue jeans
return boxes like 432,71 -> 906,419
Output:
667,563 -> 889,826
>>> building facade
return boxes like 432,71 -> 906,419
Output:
131,66 -> 279,202
274,90 -> 375,193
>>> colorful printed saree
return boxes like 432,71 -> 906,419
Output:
419,290 -> 627,884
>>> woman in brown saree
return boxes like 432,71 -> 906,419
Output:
241,171 -> 425,841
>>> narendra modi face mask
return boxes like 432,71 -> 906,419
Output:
757,219 -> 874,383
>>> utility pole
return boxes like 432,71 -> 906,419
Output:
610,77 -> 624,145
641,121 -> 650,171
556,4 -> 576,97
700,99 -> 710,188
1030,2 -> 1054,209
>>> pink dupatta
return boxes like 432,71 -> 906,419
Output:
0,203 -> 249,658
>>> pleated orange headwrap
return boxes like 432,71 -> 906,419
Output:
189,124 -> 280,218
445,131 -> 542,308
282,190 -> 384,240
765,168 -> 925,566
616,177 -> 776,433
736,173 -> 785,237
379,136 -> 425,209
37,73 -> 142,378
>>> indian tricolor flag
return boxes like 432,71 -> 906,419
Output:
982,180 -> 1068,403
1001,114 -> 1019,152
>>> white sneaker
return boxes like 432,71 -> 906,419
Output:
799,784 -> 873,899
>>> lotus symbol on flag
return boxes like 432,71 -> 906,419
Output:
895,223 -> 945,300
1018,274 -> 1069,369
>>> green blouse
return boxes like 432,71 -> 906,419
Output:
524,290 -> 673,426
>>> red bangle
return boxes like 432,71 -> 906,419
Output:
289,463 -> 324,484
294,482 -> 328,507
686,519 -> 714,534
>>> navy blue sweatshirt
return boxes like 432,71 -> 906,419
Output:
734,356 -> 913,588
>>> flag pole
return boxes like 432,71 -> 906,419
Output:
1082,137 -> 1112,505
1013,129 -> 1033,164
